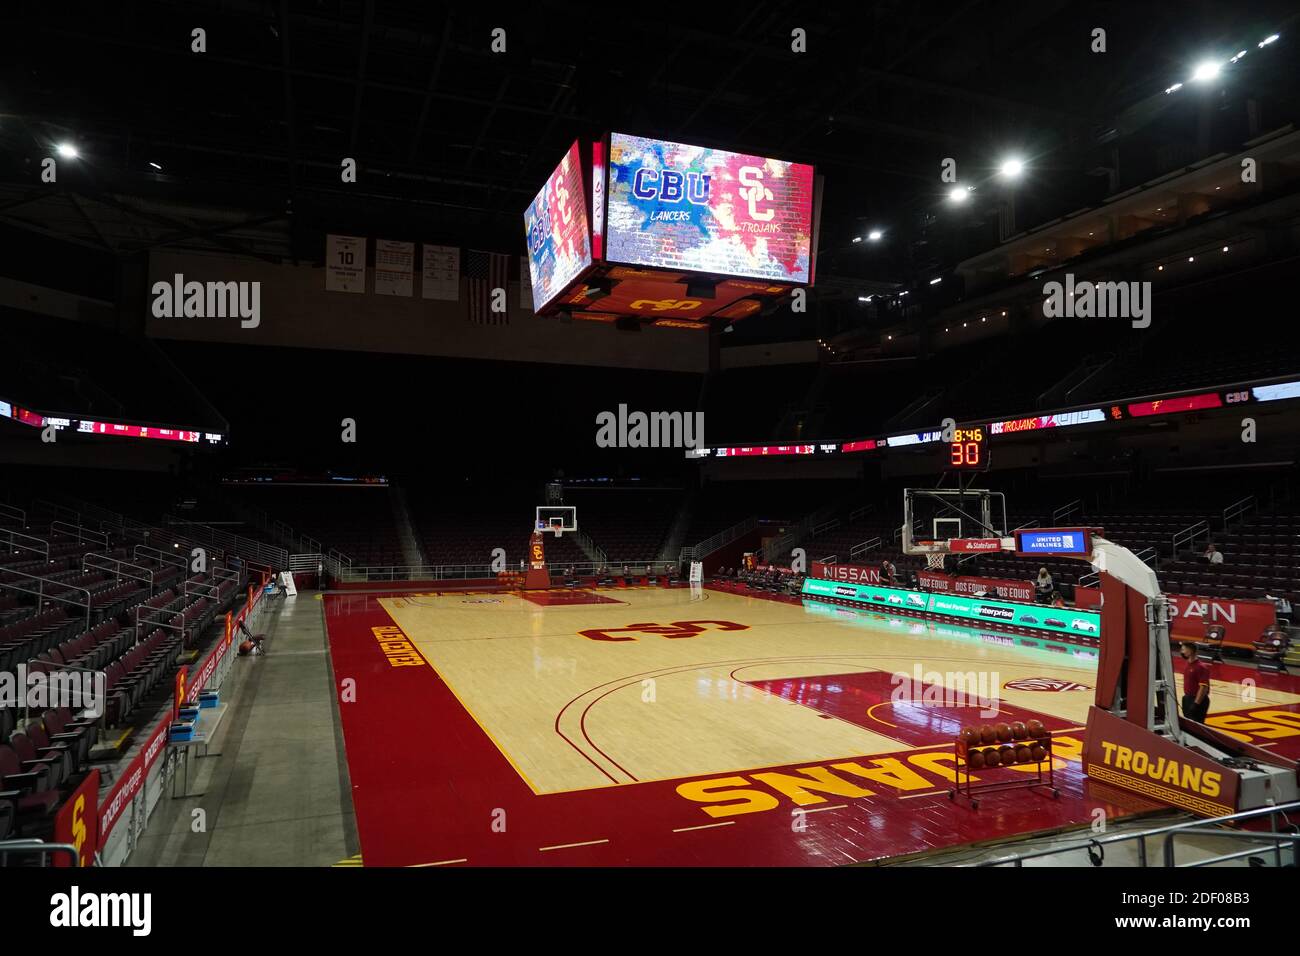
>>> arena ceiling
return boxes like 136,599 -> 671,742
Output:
2,1 -> 1298,283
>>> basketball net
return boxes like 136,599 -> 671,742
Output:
925,552 -> 946,570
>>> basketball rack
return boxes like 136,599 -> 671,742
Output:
949,731 -> 1060,809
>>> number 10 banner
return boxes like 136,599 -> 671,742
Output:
326,234 -> 366,293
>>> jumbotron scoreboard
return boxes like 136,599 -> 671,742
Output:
524,134 -> 823,329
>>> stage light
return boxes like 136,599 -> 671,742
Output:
56,143 -> 79,158
929,277 -> 942,285
1158,265 -> 1164,271
1191,60 -> 1221,83
1259,34 -> 1279,48
148,161 -> 163,170
852,236 -> 862,243
1229,50 -> 1248,63
981,317 -> 986,322
886,335 -> 892,340
1188,256 -> 1195,262
1164,83 -> 1183,94
947,185 -> 970,204
1222,245 -> 1229,252
998,157 -> 1024,178
868,229 -> 883,241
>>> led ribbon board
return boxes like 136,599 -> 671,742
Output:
800,579 -> 1101,639
524,140 -> 593,311
605,133 -> 814,283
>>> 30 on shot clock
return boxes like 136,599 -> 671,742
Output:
947,426 -> 989,470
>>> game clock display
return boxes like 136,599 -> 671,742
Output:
947,427 -> 989,470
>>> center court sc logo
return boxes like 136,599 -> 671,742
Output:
596,404 -> 704,449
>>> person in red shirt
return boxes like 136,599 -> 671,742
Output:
1179,642 -> 1211,722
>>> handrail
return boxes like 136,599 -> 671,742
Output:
0,568 -> 92,630
133,544 -> 188,570
849,536 -> 883,560
0,527 -> 50,560
1222,495 -> 1256,530
812,518 -> 840,537
682,515 -> 758,563
1052,499 -> 1083,524
84,553 -> 154,594
1172,519 -> 1210,556
819,554 -> 838,564
0,502 -> 26,526
1165,828 -> 1297,868
847,505 -> 871,523
50,520 -> 109,547
978,800 -> 1300,867
0,840 -> 84,866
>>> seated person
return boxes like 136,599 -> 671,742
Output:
1050,591 -> 1066,608
1203,543 -> 1224,565
1035,568 -> 1054,602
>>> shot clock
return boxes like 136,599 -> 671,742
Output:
947,426 -> 989,471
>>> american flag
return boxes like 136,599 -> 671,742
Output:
466,249 -> 511,325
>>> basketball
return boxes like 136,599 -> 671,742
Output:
995,723 -> 1012,742
1010,721 -> 1027,740
967,750 -> 985,770
960,727 -> 979,747
999,746 -> 1017,765
983,747 -> 1001,767
1015,745 -> 1032,763
1027,720 -> 1046,738
980,725 -> 996,744
1030,744 -> 1047,762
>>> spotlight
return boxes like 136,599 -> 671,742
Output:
998,157 -> 1024,178
1259,34 -> 1279,48
1222,245 -> 1229,252
56,143 -> 79,158
868,229 -> 883,241
149,161 -> 163,170
1191,60 -> 1221,83
928,277 -> 942,285
1229,50 -> 1248,63
852,236 -> 862,243
1164,83 -> 1183,94
1188,256 -> 1195,262
948,185 -> 970,204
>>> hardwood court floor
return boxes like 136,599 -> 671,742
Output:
323,585 -> 1300,866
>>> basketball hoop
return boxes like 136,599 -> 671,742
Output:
550,518 -> 564,538
926,552 -> 946,570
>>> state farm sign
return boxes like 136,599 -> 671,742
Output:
810,562 -> 881,585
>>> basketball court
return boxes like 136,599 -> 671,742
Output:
323,582 -> 1300,866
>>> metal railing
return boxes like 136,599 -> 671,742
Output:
84,553 -> 154,595
0,527 -> 50,561
680,516 -> 758,564
0,840 -> 83,866
1172,519 -> 1211,557
1052,499 -> 1083,524
760,502 -> 839,565
978,801 -> 1299,867
133,544 -> 188,570
0,568 -> 92,630
163,514 -> 287,568
0,502 -> 26,527
1222,495 -> 1256,530
847,505 -> 871,523
50,520 -> 109,547
849,536 -> 883,561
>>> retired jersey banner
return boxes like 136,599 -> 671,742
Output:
374,240 -> 414,297
421,244 -> 459,300
524,140 -> 592,312
606,133 -> 814,283
810,562 -> 881,585
325,234 -> 366,293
